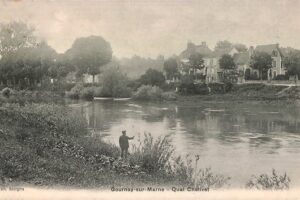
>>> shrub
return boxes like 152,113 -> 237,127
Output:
161,91 -> 177,101
274,74 -> 288,80
130,133 -> 174,173
178,82 -> 209,95
0,103 -> 88,137
171,155 -> 230,189
1,87 -> 12,98
79,87 -> 95,100
129,133 -> 230,189
246,169 -> 290,190
66,83 -> 84,99
99,66 -> 132,98
208,83 -> 225,94
133,85 -> 163,101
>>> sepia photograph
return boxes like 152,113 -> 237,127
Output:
0,0 -> 300,199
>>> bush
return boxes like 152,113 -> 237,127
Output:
129,133 -> 230,189
274,74 -> 288,80
99,66 -> 132,98
0,103 -> 88,137
130,133 -> 174,173
66,83 -> 84,99
1,87 -> 12,98
133,85 -> 163,101
208,83 -> 225,94
246,169 -> 290,190
172,155 -> 230,189
161,91 -> 177,101
178,82 -> 209,95
79,87 -> 95,100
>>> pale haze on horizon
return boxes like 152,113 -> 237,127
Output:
0,0 -> 300,58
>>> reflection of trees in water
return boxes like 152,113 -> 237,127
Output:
78,101 -> 300,150
83,102 -> 131,131
174,107 -> 207,142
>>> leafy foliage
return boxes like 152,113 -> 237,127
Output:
133,85 -> 163,101
98,66 -> 132,98
219,54 -> 236,70
250,52 -> 272,80
246,169 -> 290,190
139,68 -> 166,87
66,36 -> 112,80
164,57 -> 179,80
188,53 -> 205,72
283,50 -> 300,81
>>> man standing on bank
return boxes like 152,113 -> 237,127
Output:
119,130 -> 134,159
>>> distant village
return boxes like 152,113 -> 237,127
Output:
81,41 -> 297,85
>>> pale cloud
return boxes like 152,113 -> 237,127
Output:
0,0 -> 300,58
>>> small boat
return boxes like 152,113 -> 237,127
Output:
113,98 -> 131,101
93,97 -> 113,100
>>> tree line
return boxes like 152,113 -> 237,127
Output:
0,21 -> 112,89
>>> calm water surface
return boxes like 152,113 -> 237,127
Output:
72,100 -> 300,188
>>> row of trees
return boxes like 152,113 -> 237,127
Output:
0,21 -> 113,88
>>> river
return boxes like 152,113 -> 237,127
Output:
72,100 -> 300,188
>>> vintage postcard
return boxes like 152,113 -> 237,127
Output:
0,0 -> 300,199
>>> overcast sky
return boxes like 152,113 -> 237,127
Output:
1,0 -> 300,58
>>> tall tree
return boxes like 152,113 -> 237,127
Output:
66,36 -> 112,83
214,40 -> 233,51
189,53 -> 205,72
0,22 -> 57,87
219,54 -> 236,70
185,53 -> 206,81
250,52 -> 273,80
284,50 -> 300,83
139,68 -> 165,87
0,21 -> 37,57
163,57 -> 179,80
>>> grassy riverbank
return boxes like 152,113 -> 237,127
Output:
0,100 -> 292,190
0,103 -> 230,189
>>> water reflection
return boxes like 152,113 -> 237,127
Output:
71,100 -> 300,186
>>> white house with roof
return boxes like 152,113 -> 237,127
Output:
178,41 -> 286,83
178,41 -> 240,83
234,44 -> 286,81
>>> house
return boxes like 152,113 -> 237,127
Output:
234,44 -> 286,81
178,41 -> 240,83
254,44 -> 285,79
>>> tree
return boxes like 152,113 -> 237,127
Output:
66,36 -> 112,83
233,43 -> 248,52
139,68 -> 165,87
0,21 -> 37,57
48,53 -> 75,80
219,54 -> 236,70
284,50 -> 300,84
214,40 -> 232,51
250,52 -> 272,80
0,22 -> 57,88
98,66 -> 131,98
163,57 -> 178,80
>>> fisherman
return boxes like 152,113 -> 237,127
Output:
119,130 -> 134,159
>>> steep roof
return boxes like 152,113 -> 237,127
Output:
255,44 -> 283,57
194,45 -> 213,57
233,51 -> 250,65
179,43 -> 213,59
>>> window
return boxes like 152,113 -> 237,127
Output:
272,50 -> 278,57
